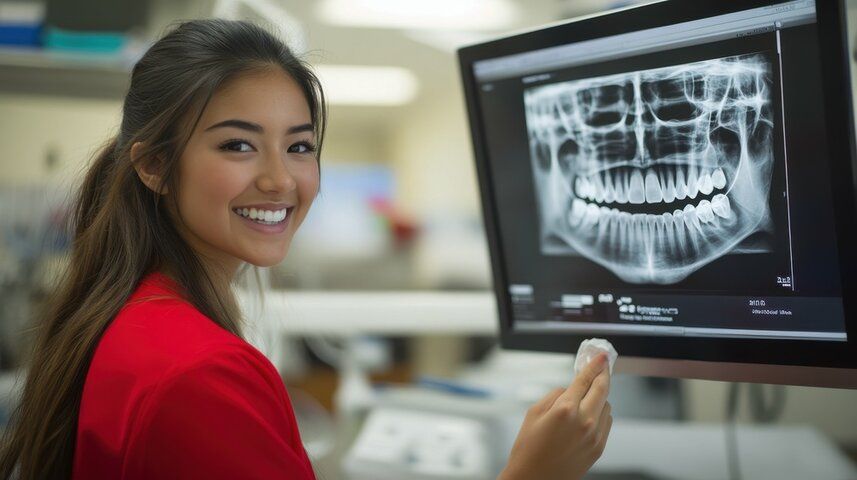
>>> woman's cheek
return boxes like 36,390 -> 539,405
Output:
303,161 -> 321,198
184,158 -> 247,231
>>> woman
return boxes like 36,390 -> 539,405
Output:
0,19 -> 612,480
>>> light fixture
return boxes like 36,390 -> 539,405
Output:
315,0 -> 519,31
314,65 -> 419,106
404,30 -> 494,53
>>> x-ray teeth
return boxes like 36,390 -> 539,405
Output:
524,53 -> 776,284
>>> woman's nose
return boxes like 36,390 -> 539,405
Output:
256,150 -> 297,194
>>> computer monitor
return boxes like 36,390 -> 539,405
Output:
458,0 -> 857,388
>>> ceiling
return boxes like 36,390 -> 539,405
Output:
148,0 -> 639,133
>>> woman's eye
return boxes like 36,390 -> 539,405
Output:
288,142 -> 316,154
219,139 -> 255,153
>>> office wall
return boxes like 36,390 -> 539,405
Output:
0,93 -> 121,185
388,68 -> 481,219
685,380 -> 857,446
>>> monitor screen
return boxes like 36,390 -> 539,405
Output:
459,0 -> 857,387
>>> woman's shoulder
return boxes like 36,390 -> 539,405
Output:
92,270 -> 270,385
121,336 -> 311,480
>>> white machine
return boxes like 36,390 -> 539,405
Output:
342,387 -> 524,480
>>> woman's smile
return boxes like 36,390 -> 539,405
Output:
232,205 -> 294,234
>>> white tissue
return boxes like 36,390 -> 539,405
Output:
573,338 -> 618,376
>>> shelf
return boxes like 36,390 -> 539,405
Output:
0,45 -> 132,99
237,289 -> 498,336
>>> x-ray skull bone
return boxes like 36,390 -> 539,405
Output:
524,53 -> 776,284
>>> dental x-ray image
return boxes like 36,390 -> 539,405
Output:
524,53 -> 778,284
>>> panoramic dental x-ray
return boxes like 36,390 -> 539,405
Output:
524,53 -> 776,284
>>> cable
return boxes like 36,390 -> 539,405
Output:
724,382 -> 787,480
725,382 -> 743,480
749,383 -> 787,423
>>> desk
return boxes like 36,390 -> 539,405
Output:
338,385 -> 856,480
593,420 -> 857,480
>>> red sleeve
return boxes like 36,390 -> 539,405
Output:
122,345 -> 316,480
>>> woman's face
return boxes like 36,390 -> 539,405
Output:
174,68 -> 319,274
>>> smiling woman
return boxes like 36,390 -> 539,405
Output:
137,69 -> 322,274
0,19 -> 326,480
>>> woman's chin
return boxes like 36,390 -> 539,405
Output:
245,257 -> 285,268
242,250 -> 289,268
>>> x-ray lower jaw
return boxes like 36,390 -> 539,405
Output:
524,53 -> 776,285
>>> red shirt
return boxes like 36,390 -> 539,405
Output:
72,271 -> 316,479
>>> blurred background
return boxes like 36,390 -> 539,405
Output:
1,0 -> 857,479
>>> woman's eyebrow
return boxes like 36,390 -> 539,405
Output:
205,119 -> 264,133
204,119 -> 313,135
287,123 -> 314,134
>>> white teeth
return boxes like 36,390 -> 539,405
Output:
583,203 -> 600,226
569,198 -> 586,226
662,170 -> 676,203
628,170 -> 646,204
579,177 -> 595,200
683,203 -> 698,229
696,199 -> 714,223
614,172 -> 628,204
644,170 -> 663,204
711,193 -> 732,219
602,173 -> 615,203
236,207 -> 288,223
592,175 -> 605,203
672,209 -> 684,229
698,171 -> 714,196
686,166 -> 699,199
570,164 -> 730,235
675,168 -> 688,200
603,185 -> 615,203
712,168 -> 727,190
575,177 -> 585,198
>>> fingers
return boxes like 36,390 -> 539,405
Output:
579,366 -> 611,419
594,403 -> 613,457
595,401 -> 612,438
561,352 -> 608,406
530,387 -> 565,416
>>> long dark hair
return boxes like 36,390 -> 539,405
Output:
0,19 -> 326,479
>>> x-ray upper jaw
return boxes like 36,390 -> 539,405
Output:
524,53 -> 777,284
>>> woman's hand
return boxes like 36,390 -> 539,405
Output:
499,352 -> 613,480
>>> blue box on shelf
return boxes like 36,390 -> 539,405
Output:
0,23 -> 41,47
42,26 -> 125,53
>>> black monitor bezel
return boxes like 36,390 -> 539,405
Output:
457,0 -> 857,380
